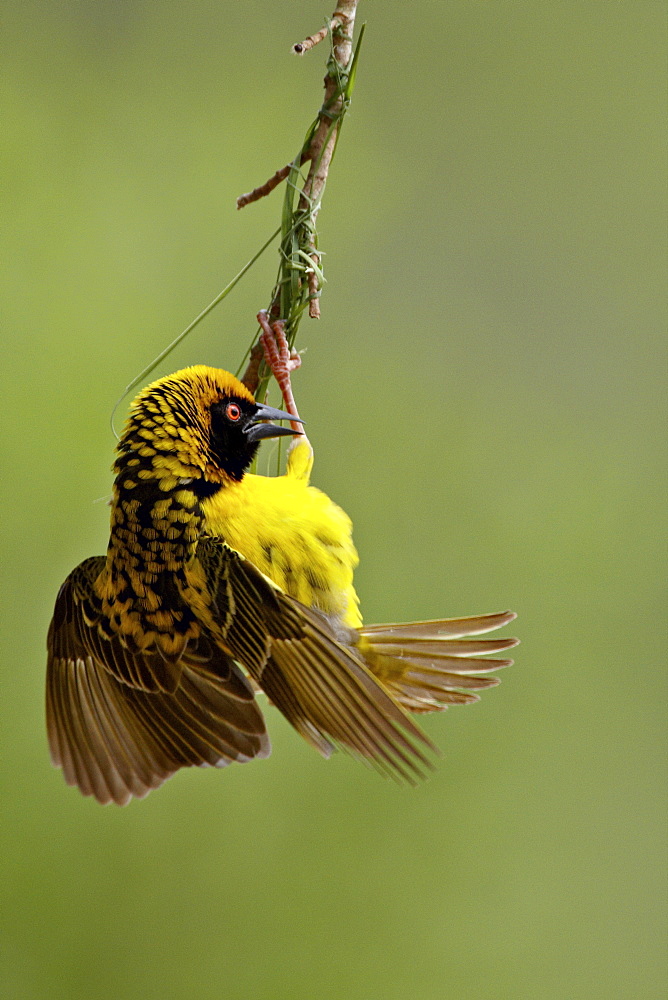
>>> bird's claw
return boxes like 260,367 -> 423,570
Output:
256,311 -> 303,430
258,313 -> 301,378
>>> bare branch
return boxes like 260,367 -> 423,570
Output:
240,341 -> 264,394
237,151 -> 310,210
292,14 -> 344,55
237,1 -> 361,402
297,1 -> 359,316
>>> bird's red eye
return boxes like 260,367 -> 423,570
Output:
226,402 -> 242,422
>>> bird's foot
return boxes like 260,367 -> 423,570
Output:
257,310 -> 302,431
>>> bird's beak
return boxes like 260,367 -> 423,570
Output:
245,403 -> 304,443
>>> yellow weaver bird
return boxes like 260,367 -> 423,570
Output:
47,318 -> 517,804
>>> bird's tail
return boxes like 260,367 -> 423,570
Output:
357,611 -> 518,714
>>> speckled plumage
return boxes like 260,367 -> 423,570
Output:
99,367 -> 241,664
47,365 -> 518,804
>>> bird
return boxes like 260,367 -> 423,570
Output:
46,315 -> 518,805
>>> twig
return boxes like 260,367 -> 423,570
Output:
236,2 -> 359,232
292,14 -> 344,55
240,341 -> 264,394
236,153 -> 309,211
236,1 -> 362,406
297,2 -> 358,316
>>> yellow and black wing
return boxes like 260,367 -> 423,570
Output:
197,539 -> 436,783
46,557 -> 269,805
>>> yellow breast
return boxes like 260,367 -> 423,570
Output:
201,439 -> 361,627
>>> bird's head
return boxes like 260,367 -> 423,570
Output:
115,365 -> 302,491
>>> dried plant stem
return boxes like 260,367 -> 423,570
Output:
237,4 -> 359,221
238,1 -> 362,398
292,14 -> 344,55
236,153 -> 309,211
240,342 -> 264,394
298,2 -> 358,317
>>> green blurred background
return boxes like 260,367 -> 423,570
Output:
2,2 -> 665,998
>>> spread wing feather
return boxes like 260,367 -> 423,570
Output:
47,548 -> 515,801
50,557 -> 183,694
46,560 -> 269,805
198,539 -> 436,783
358,613 -> 518,713
360,611 -> 517,640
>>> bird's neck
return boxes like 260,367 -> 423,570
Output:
107,456 -> 205,578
